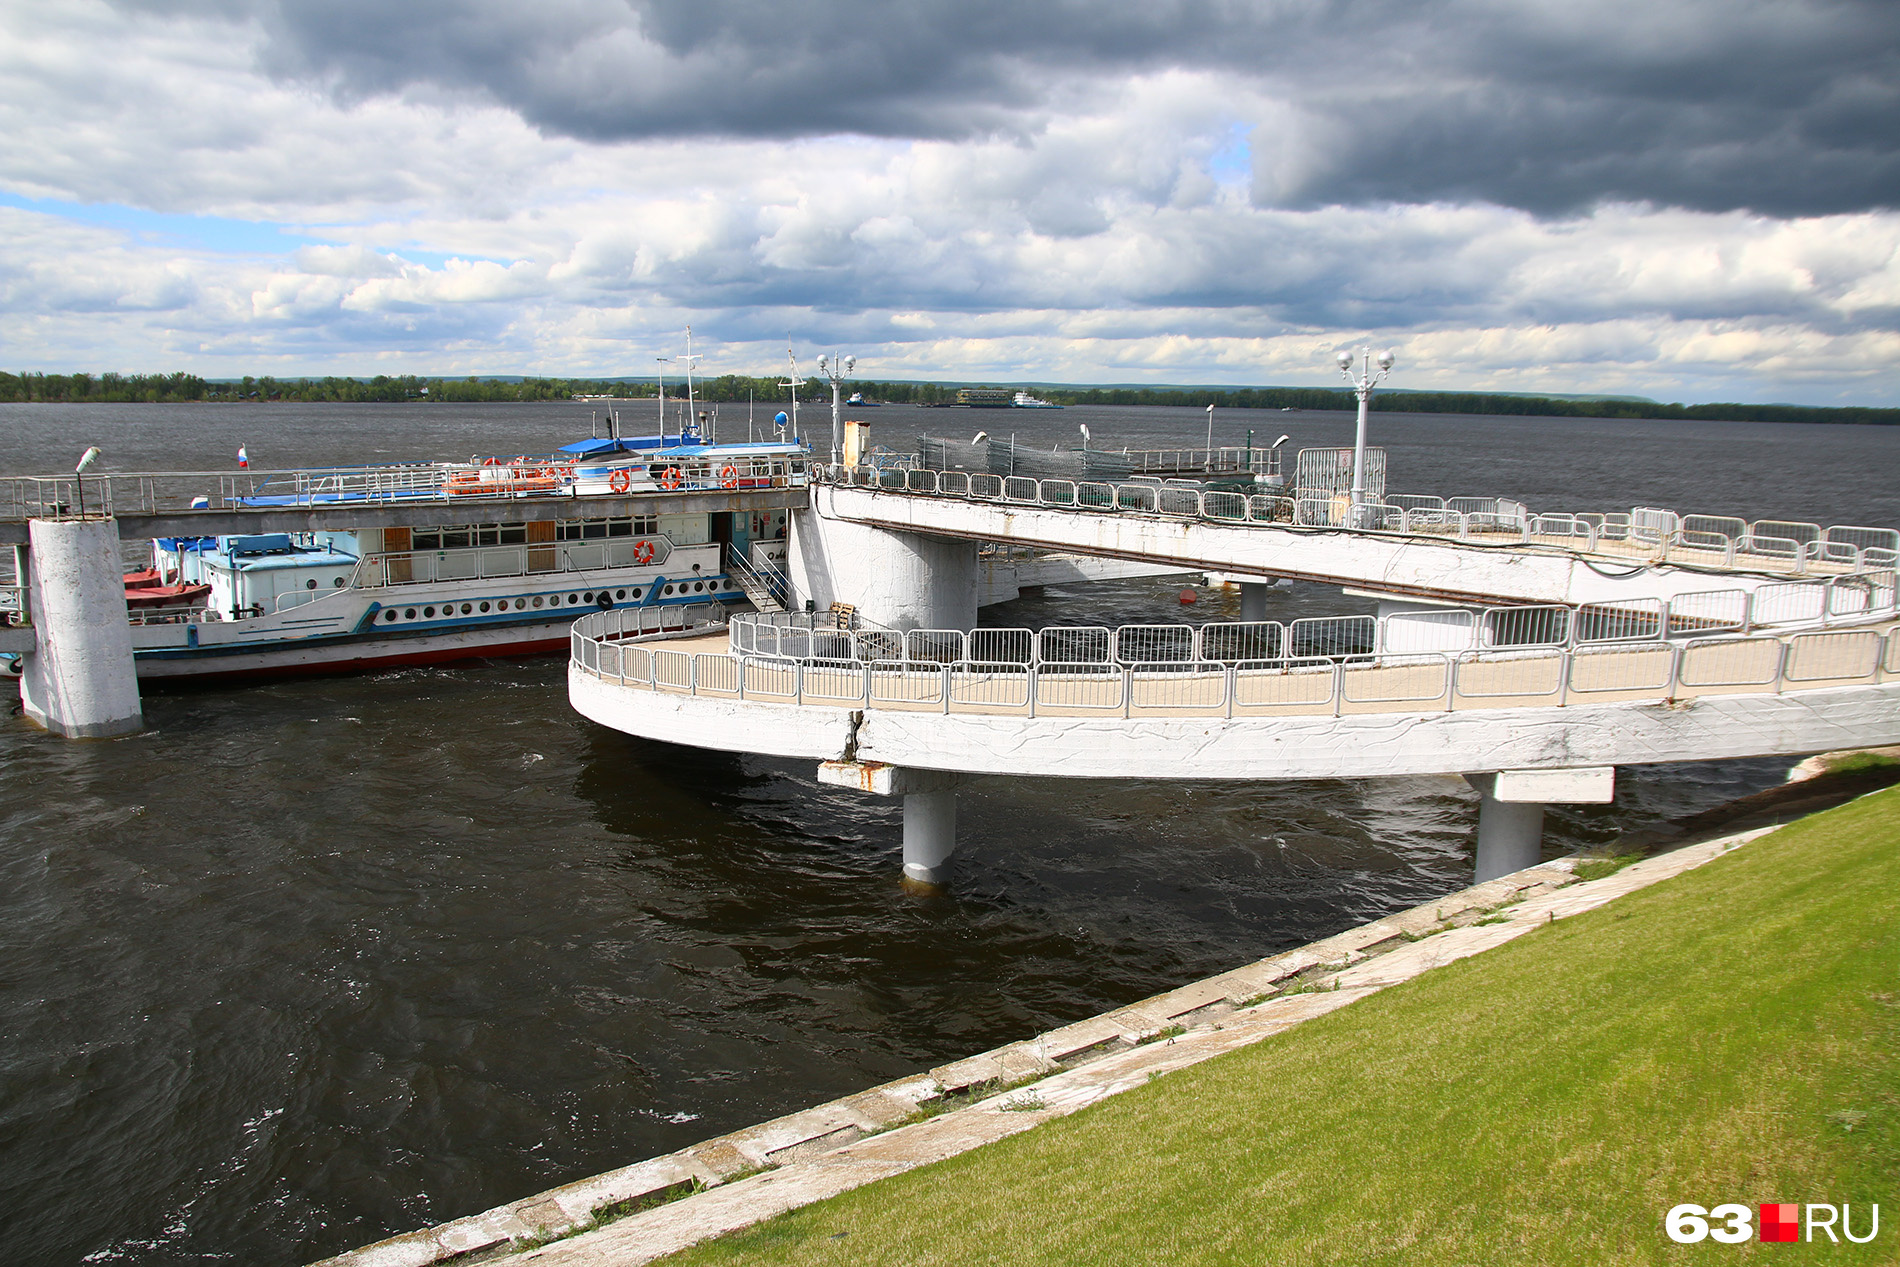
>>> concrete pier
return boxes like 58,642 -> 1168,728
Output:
1466,768 -> 1615,883
903,789 -> 958,887
817,761 -> 969,886
19,517 -> 142,738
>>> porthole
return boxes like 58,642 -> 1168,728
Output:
582,592 -> 594,604
460,603 -> 472,615
629,588 -> 643,599
423,606 -> 435,618
305,578 -> 318,590
405,608 -> 417,619
615,588 -> 626,600
479,601 -> 490,613
333,577 -> 346,587
384,610 -> 399,622
692,581 -> 704,592
664,584 -> 675,595
568,593 -> 580,605
533,596 -> 544,608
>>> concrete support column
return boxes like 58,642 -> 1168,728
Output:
1239,581 -> 1269,623
902,789 -> 958,887
1473,795 -> 1545,883
1464,767 -> 1615,883
819,760 -> 970,889
788,493 -> 978,631
20,517 -> 142,738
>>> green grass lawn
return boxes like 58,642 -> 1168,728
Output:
662,787 -> 1900,1265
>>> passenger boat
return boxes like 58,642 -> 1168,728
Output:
118,418 -> 807,682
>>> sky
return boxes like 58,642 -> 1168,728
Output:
2,0 -> 1897,404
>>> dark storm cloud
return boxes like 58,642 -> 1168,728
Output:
111,0 -> 1900,215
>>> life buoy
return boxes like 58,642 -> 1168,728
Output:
482,456 -> 500,466
660,467 -> 683,490
609,468 -> 632,493
719,464 -> 739,489
633,539 -> 655,565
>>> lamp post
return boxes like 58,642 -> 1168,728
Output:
1337,346 -> 1394,527
816,351 -> 855,464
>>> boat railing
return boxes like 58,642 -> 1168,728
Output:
578,608 -> 1900,719
0,453 -> 815,522
1,583 -> 28,628
726,573 -> 1897,668
130,603 -> 213,626
349,535 -> 687,589
813,463 -> 1900,576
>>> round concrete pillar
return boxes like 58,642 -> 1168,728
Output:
1239,581 -> 1269,623
21,517 -> 142,738
902,789 -> 958,887
1474,794 -> 1544,883
788,498 -> 978,631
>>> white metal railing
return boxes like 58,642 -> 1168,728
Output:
726,575 -> 1897,669
574,611 -> 1899,720
814,463 -> 1900,576
1,583 -> 28,627
0,454 -> 812,523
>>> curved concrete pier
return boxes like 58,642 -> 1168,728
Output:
19,518 -> 141,738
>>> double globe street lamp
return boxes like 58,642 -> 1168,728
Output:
816,352 -> 856,464
1338,346 -> 1395,528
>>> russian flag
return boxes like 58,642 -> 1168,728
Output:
237,446 -> 249,469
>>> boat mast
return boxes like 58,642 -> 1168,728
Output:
680,326 -> 703,441
779,348 -> 807,444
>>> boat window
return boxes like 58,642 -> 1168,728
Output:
582,522 -> 607,539
499,525 -> 527,545
413,530 -> 441,550
440,531 -> 471,550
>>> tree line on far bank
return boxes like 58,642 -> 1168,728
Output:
3,370 -> 1894,428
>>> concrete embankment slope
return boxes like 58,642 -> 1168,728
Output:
529,785 -> 1897,1267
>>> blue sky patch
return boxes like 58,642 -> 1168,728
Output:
1208,123 -> 1253,186
0,192 -> 323,255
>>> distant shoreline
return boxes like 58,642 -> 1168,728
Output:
2,371 -> 1893,427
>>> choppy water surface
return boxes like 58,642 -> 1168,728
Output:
3,401 -> 1896,1264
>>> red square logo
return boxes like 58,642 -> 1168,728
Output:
1760,1203 -> 1800,1243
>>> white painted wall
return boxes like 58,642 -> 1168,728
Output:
570,666 -> 1900,783
814,485 -> 1808,610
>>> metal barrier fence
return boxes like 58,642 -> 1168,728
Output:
816,463 -> 1900,575
726,575 -> 1897,669
575,613 -> 1899,720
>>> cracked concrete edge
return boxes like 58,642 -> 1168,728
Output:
308,830 -> 1761,1267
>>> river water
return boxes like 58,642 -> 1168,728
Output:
3,401 -> 1897,1265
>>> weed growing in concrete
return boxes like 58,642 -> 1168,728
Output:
998,1092 -> 1045,1112
1138,1024 -> 1187,1045
1574,852 -> 1644,882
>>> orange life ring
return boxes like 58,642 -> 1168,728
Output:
719,464 -> 739,489
609,468 -> 632,493
633,539 -> 655,565
482,456 -> 499,466
660,466 -> 683,490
